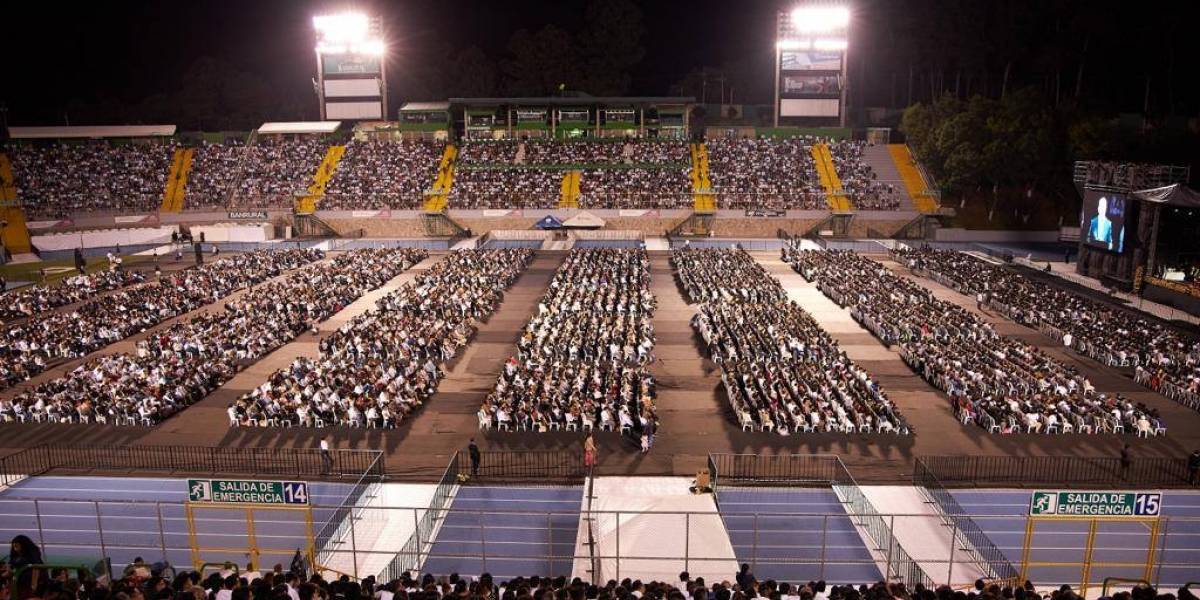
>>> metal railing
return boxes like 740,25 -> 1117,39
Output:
5,494 -> 1200,589
314,452 -> 386,570
913,458 -> 1019,581
709,454 -> 933,589
377,452 -> 460,582
0,445 -> 384,486
918,455 -> 1194,488
708,454 -> 844,488
451,449 -> 587,484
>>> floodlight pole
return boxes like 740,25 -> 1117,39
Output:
773,41 -> 781,128
316,48 -> 327,121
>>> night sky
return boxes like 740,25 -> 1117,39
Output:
4,0 -> 1198,126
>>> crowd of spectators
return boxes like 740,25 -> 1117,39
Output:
578,168 -> 692,209
7,141 -> 177,217
0,269 -> 146,322
677,247 -> 908,434
893,247 -> 1200,410
449,169 -> 562,209
0,249 -> 322,393
480,249 -> 658,439
230,249 -> 532,428
231,136 -> 330,207
786,246 -> 1163,435
451,140 -> 692,209
0,248 -> 424,425
185,139 -> 247,209
322,140 -> 444,210
705,137 -> 825,211
456,140 -> 520,165
828,141 -> 900,210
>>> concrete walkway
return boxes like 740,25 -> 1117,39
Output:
860,485 -> 985,586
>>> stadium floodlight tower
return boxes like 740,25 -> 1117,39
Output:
313,12 -> 387,120
773,3 -> 850,128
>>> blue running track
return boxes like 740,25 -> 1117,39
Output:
0,476 -> 356,572
717,488 -> 882,584
951,490 -> 1200,587
421,486 -> 582,580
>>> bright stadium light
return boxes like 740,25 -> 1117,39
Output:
313,13 -> 370,46
790,6 -> 850,33
812,38 -> 849,51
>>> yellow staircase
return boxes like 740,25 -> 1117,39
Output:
887,144 -> 939,213
160,148 -> 194,212
0,153 -> 17,203
296,144 -> 346,213
558,171 -> 581,208
812,143 -> 851,211
423,144 -> 458,213
0,153 -> 35,254
689,143 -> 716,213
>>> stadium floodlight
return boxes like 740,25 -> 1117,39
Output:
790,6 -> 850,33
313,13 -> 370,46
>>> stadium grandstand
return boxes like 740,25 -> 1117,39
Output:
3,1 -> 1200,598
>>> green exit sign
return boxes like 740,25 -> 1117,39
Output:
187,479 -> 310,505
1029,491 -> 1162,518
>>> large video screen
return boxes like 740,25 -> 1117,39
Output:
1081,190 -> 1127,253
781,51 -> 842,71
782,74 -> 841,95
321,54 -> 381,75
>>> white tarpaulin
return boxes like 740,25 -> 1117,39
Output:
33,226 -> 178,251
190,223 -> 275,243
562,211 -> 606,228
1131,183 -> 1200,208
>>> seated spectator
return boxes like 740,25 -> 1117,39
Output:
479,249 -> 659,436
786,245 -> 1160,434
232,249 -> 533,428
0,269 -> 146,321
0,248 -> 323,394
678,247 -> 908,434
8,141 -> 178,217
895,246 -> 1200,412
6,248 -> 425,425
322,139 -> 443,210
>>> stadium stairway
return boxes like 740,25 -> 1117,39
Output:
688,143 -> 716,213
0,153 -> 35,255
559,171 -> 581,208
885,144 -> 939,213
305,144 -> 346,207
583,477 -> 738,583
859,486 -> 986,586
160,148 -> 194,213
717,487 -> 883,584
812,143 -> 852,212
423,144 -> 458,212
420,485 -> 583,580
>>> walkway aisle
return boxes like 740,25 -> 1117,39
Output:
859,485 -> 985,586
641,251 -> 723,475
138,254 -> 445,446
573,476 -> 737,583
